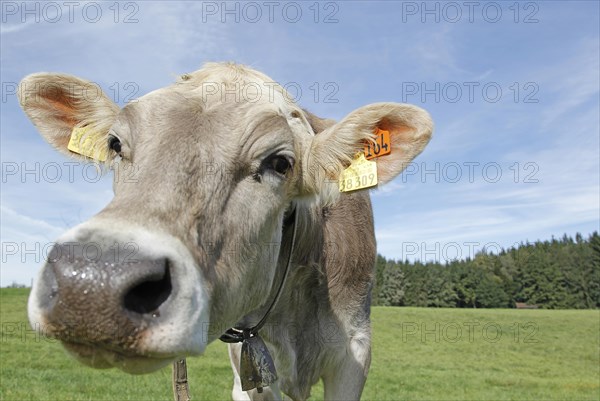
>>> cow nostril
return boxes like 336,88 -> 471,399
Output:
123,261 -> 172,315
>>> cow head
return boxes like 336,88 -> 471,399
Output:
18,63 -> 432,373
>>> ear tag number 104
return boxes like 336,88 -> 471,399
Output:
364,128 -> 391,160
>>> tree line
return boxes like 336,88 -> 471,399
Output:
373,232 -> 600,309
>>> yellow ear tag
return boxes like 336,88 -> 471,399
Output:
67,126 -> 108,161
339,153 -> 378,193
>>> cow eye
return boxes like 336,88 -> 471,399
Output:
266,155 -> 293,176
108,135 -> 122,154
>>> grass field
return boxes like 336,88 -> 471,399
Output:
1,288 -> 598,400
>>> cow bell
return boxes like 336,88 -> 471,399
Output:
240,333 -> 278,393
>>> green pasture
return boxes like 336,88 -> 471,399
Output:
1,288 -> 598,400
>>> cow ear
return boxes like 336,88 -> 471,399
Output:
302,102 -> 433,196
18,73 -> 119,161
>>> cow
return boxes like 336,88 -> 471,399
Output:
18,62 -> 432,401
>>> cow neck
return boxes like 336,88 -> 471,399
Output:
172,208 -> 298,399
219,206 -> 298,342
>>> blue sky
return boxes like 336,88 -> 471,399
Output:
1,1 -> 599,285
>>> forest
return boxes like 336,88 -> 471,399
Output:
373,232 -> 600,309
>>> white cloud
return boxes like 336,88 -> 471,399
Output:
1,2 -> 235,93
0,205 -> 66,286
0,19 -> 36,34
540,37 -> 600,127
410,25 -> 467,76
1,205 -> 64,241
372,181 -> 405,197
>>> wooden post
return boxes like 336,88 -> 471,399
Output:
172,358 -> 191,401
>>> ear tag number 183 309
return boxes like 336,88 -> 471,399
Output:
339,153 -> 378,192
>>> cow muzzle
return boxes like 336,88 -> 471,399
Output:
28,224 -> 210,373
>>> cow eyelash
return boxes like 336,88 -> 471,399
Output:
108,135 -> 122,154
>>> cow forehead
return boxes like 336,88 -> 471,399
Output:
177,62 -> 296,112
124,63 -> 315,144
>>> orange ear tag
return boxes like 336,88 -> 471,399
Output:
364,128 -> 391,160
